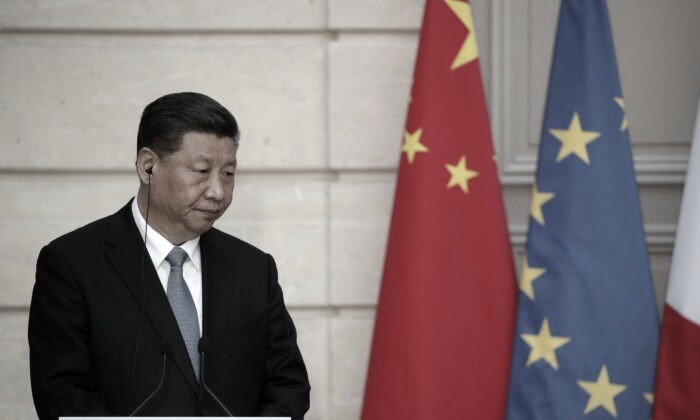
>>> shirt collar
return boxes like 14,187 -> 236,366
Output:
131,198 -> 201,271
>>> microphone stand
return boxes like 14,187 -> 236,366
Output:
199,337 -> 234,416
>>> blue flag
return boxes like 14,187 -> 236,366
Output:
505,1 -> 659,418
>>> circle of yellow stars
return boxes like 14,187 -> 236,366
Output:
517,97 -> 653,417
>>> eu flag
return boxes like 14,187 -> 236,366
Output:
505,1 -> 659,418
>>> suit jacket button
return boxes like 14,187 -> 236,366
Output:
199,408 -> 208,416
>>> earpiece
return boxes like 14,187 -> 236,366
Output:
145,167 -> 153,175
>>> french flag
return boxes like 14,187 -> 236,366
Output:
654,102 -> 700,419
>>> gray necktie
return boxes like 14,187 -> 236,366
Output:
165,247 -> 200,381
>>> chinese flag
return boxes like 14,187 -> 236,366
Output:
361,1 -> 517,419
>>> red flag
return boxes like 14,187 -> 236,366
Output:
653,103 -> 700,419
361,1 -> 516,418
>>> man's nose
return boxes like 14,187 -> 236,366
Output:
204,174 -> 226,201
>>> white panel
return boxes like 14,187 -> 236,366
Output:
328,0 -> 424,29
0,34 -> 326,170
0,0 -> 325,30
290,313 -> 330,420
330,314 -> 374,420
330,180 -> 394,305
328,0 -> 491,40
608,0 -> 700,148
0,311 -> 34,419
329,35 -> 416,169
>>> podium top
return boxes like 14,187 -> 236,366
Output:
61,418 -> 290,419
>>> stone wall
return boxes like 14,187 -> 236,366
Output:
1,1 -> 699,418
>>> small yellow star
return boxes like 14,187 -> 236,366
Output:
444,0 -> 479,69
520,318 -> 570,370
549,113 -> 601,164
578,365 -> 627,417
519,254 -> 546,301
445,155 -> 479,193
643,392 -> 653,405
530,183 -> 555,226
402,128 -> 429,164
614,97 -> 628,131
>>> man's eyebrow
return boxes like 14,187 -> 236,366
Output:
192,155 -> 237,166
192,154 -> 212,162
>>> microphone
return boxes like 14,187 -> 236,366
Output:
129,341 -> 171,417
199,337 -> 233,416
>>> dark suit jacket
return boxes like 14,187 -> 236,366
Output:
28,201 -> 310,418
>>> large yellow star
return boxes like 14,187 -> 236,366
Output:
519,254 -> 546,301
578,365 -> 627,417
402,128 -> 429,164
549,113 -> 601,164
445,155 -> 479,193
530,183 -> 555,226
614,97 -> 628,131
445,0 -> 479,70
520,318 -> 570,370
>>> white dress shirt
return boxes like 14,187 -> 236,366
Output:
131,199 -> 203,334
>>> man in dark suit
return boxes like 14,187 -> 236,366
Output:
28,92 -> 310,418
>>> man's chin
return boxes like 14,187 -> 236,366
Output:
189,221 -> 216,236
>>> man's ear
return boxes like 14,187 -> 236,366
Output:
135,147 -> 158,184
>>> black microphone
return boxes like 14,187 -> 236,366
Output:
129,341 -> 171,417
199,337 -> 234,416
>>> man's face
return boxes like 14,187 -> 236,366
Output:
148,131 -> 237,244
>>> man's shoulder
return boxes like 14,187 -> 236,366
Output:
46,204 -> 131,251
204,227 -> 269,259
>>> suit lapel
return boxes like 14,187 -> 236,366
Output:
201,230 -> 239,373
103,202 -> 200,393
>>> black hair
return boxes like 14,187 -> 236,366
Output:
136,92 -> 240,158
